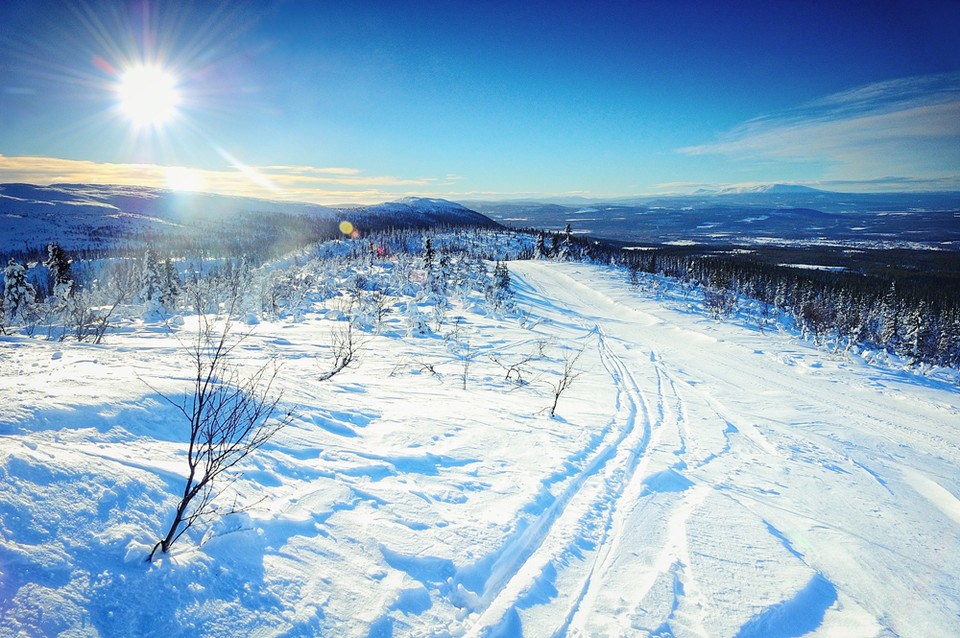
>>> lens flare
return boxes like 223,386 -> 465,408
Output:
339,221 -> 354,236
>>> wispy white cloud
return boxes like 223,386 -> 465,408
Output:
654,175 -> 960,194
811,175 -> 960,191
678,73 -> 960,185
0,154 -> 594,203
263,165 -> 362,176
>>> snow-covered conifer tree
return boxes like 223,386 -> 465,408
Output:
43,243 -> 73,303
2,258 -> 36,324
405,299 -> 429,337
431,251 -> 451,297
774,279 -> 789,309
905,301 -> 930,364
139,249 -> 165,318
936,316 -> 960,369
160,258 -> 180,310
556,224 -> 573,261
495,260 -> 511,293
879,282 -> 901,348
534,233 -> 547,259
488,260 -> 512,311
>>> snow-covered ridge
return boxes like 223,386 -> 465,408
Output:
338,196 -> 497,228
0,183 -> 498,254
467,190 -> 960,250
694,183 -> 826,195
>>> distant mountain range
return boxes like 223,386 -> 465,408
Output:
3,182 -> 959,256
463,186 -> 960,250
0,183 -> 497,256
692,183 -> 825,195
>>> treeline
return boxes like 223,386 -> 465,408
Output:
535,227 -> 960,369
4,221 -> 959,370
0,208 -> 503,272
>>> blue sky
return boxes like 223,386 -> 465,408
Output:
1,0 -> 958,203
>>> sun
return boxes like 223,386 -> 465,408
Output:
116,65 -> 181,126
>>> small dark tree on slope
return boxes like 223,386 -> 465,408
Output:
548,346 -> 584,417
318,319 -> 363,381
423,237 -> 435,271
146,313 -> 293,561
43,242 -> 73,303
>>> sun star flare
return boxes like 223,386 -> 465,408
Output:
116,65 -> 181,127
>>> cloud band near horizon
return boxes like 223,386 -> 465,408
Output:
0,154 -> 463,205
678,73 -> 960,188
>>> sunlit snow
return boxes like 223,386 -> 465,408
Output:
1,260 -> 958,636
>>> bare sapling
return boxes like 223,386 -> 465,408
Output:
488,342 -> 544,385
443,317 -> 477,389
68,279 -> 128,344
548,346 -> 585,417
146,310 -> 292,562
318,319 -> 363,381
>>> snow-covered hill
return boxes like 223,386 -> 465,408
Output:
694,183 -> 826,195
466,189 -> 960,250
340,196 -> 497,229
0,183 -> 497,255
1,257 -> 958,636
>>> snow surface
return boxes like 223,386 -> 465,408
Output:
2,261 -> 959,636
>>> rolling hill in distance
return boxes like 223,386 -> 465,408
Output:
464,185 -> 960,251
3,182 -> 959,258
0,182 -> 497,256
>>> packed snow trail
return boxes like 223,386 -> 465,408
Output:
499,260 -> 960,637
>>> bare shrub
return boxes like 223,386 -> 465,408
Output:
146,313 -> 292,561
318,320 -> 364,381
547,346 -> 585,417
704,286 -> 736,319
489,342 -> 544,385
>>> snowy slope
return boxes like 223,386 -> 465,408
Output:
1,260 -> 959,636
337,197 -> 498,230
0,183 -> 497,254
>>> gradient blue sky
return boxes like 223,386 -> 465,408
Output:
1,0 -> 959,203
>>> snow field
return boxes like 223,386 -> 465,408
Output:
1,259 -> 958,636
503,261 -> 959,637
0,270 -> 615,636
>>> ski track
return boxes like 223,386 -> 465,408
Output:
491,261 -> 960,638
459,323 -> 655,636
553,330 -> 663,637
460,263 -> 726,637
